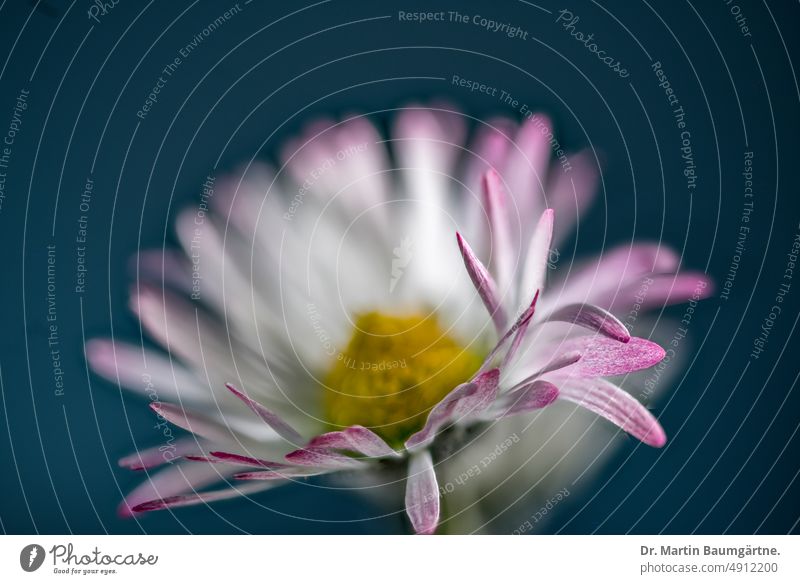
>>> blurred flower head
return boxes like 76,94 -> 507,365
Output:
87,104 -> 712,534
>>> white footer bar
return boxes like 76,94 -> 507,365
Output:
1,535 -> 798,583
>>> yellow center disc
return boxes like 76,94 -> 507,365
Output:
323,312 -> 483,447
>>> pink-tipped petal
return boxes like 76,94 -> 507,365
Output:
534,351 -> 583,377
284,447 -> 367,470
520,209 -> 554,302
406,369 -> 500,450
130,285 -> 236,379
464,118 -> 515,193
456,231 -> 508,332
331,115 -> 391,210
502,115 -> 553,227
225,383 -> 303,445
554,244 -> 681,307
547,150 -> 599,245
149,402 -> 232,444
494,380 -> 559,418
131,481 -> 280,513
462,369 -> 501,413
193,451 -> 293,469
405,450 -> 440,535
234,468 -> 328,480
306,426 -> 399,458
134,249 -> 192,294
546,303 -> 631,342
559,378 -> 667,447
609,273 -> 714,313
85,339 -> 207,403
462,118 -> 516,255
119,438 -> 201,470
561,336 -> 666,378
502,290 -> 540,368
405,382 -> 476,450
507,351 -> 582,393
478,293 -> 539,375
118,462 -> 227,518
482,169 -> 516,296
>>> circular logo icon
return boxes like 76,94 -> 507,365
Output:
19,544 -> 45,572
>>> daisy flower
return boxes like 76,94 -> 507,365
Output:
87,105 -> 712,534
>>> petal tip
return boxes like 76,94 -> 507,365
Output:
117,501 -> 140,518
644,423 -> 667,448
84,338 -> 110,361
130,500 -> 164,513
541,384 -> 560,406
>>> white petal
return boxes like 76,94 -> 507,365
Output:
519,208 -> 554,302
86,339 -> 208,403
405,450 -> 440,535
546,150 -> 599,246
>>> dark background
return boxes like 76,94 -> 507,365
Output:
0,0 -> 798,534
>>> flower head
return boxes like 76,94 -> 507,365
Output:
87,105 -> 711,533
